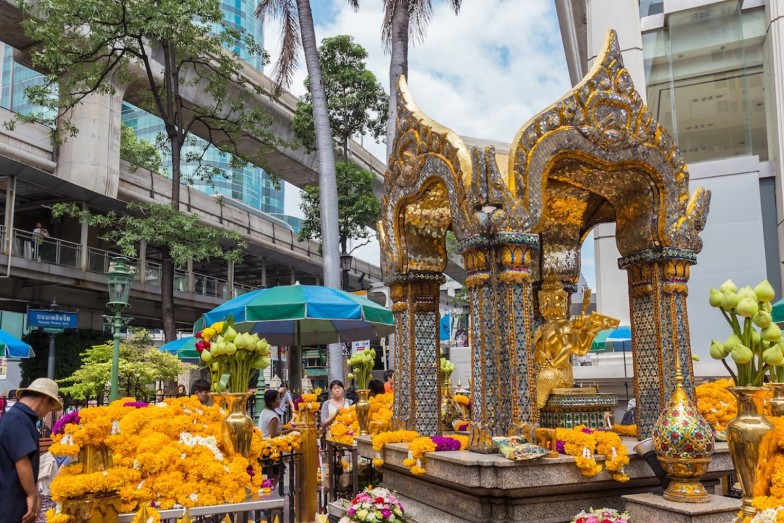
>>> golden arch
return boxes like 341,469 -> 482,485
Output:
380,30 -> 710,439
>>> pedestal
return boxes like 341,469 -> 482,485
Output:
623,492 -> 741,523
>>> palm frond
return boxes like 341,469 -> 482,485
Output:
255,0 -> 300,89
345,0 -> 360,11
408,0 -> 433,45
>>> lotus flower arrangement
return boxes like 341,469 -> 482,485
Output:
440,357 -> 455,386
708,279 -> 782,386
347,348 -> 376,390
195,315 -> 271,393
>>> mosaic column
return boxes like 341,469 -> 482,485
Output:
462,233 -> 539,448
389,272 -> 445,436
620,249 -> 698,439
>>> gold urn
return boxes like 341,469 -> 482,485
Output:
652,363 -> 715,503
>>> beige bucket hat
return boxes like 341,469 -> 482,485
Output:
16,378 -> 63,411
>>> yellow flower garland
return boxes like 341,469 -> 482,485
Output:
555,426 -> 628,479
407,437 -> 437,475
594,430 -> 630,482
611,424 -> 637,438
370,430 -> 419,467
453,395 -> 470,406
746,416 -> 784,521
328,393 -> 394,447
695,378 -> 736,432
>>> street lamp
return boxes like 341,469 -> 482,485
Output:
340,252 -> 353,291
106,257 -> 134,402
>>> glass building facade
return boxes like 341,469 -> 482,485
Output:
0,45 -> 48,117
642,0 -> 768,163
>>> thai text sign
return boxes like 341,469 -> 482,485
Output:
28,310 -> 79,329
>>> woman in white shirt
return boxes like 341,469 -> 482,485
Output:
319,380 -> 352,437
259,389 -> 287,438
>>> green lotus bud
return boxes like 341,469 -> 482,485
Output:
730,344 -> 754,364
720,279 -> 738,293
691,354 -> 700,362
762,323 -> 782,342
223,326 -> 237,342
709,340 -> 726,360
755,280 -> 776,303
201,349 -> 213,362
709,288 -> 723,307
753,311 -> 772,329
725,334 -> 742,350
347,372 -> 354,380
763,347 -> 784,366
737,298 -> 759,318
225,342 -> 237,355
234,333 -> 246,349
762,302 -> 773,313
751,329 -> 761,348
722,291 -> 740,311
738,286 -> 757,302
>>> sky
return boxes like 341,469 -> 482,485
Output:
271,0 -> 597,289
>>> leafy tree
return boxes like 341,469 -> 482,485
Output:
298,162 -> 380,256
291,35 -> 388,159
51,201 -> 247,271
14,0 -> 278,341
121,123 -> 163,173
59,330 -> 190,402
257,0 -> 345,383
20,330 -> 111,387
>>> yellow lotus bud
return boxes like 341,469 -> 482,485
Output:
751,329 -> 761,347
730,344 -> 753,364
225,342 -> 237,355
762,323 -> 782,342
709,288 -> 723,308
223,326 -> 237,342
762,302 -> 773,313
763,347 -> 784,366
201,349 -> 213,362
737,286 -> 757,302
234,333 -> 247,349
736,298 -> 759,318
725,334 -> 742,350
720,279 -> 738,293
755,280 -> 776,303
709,340 -> 726,359
721,291 -> 740,311
347,372 -> 355,380
753,311 -> 772,329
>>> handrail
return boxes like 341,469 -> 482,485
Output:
10,228 -> 81,268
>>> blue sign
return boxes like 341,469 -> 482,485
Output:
28,310 -> 79,329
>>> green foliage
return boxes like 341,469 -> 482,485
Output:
292,35 -> 388,157
13,0 -> 277,187
59,330 -> 190,401
51,201 -> 247,267
121,123 -> 163,173
298,161 -> 380,253
19,329 -> 111,387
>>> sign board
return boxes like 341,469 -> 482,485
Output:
42,327 -> 65,334
28,310 -> 79,329
351,340 -> 370,353
0,357 -> 6,380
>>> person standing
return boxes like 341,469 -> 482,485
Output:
0,378 -> 63,523
32,223 -> 48,262
319,380 -> 352,438
274,383 -> 295,424
383,370 -> 394,395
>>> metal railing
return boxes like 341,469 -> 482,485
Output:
4,227 -> 81,268
117,497 -> 285,523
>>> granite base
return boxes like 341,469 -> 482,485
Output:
623,492 -> 741,523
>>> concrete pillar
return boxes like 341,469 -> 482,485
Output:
79,202 -> 89,271
138,241 -> 147,284
187,259 -> 194,293
3,176 -> 16,256
765,0 -> 784,293
260,257 -> 267,288
227,259 -> 234,297
585,0 -> 644,326
290,267 -> 296,285
55,75 -> 127,198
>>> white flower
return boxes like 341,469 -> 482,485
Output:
136,480 -> 145,490
111,420 -> 121,435
750,508 -> 784,523
61,434 -> 74,446
189,493 -> 198,502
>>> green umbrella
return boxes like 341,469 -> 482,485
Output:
773,298 -> 784,323
590,329 -> 612,352
159,337 -> 200,360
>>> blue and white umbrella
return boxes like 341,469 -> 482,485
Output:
606,326 -> 632,352
0,329 -> 35,358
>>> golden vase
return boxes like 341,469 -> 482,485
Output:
355,389 -> 371,436
768,383 -> 784,417
61,494 -> 122,523
727,386 -> 775,521
220,392 -> 254,458
77,443 -> 113,473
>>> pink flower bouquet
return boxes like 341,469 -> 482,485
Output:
339,486 -> 407,523
572,507 -> 630,523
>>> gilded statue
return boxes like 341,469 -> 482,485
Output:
534,272 -> 620,409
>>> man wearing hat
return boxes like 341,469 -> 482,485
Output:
0,378 -> 63,523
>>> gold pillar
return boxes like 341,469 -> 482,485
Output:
296,410 -> 319,523
390,272 -> 444,435
463,233 -> 539,447
620,249 -> 697,439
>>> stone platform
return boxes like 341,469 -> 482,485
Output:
357,436 -> 735,523
623,492 -> 741,523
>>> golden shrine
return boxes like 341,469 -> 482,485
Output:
379,29 -> 711,443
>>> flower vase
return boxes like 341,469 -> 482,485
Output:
727,386 -> 775,521
61,494 -> 123,523
440,384 -> 462,432
78,443 -> 113,473
768,383 -> 784,417
356,389 -> 371,436
220,392 -> 254,458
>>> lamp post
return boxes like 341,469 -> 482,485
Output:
340,252 -> 353,292
106,257 -> 134,402
46,298 -> 58,379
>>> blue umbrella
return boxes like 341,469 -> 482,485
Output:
606,326 -> 632,352
0,329 -> 35,358
194,284 -> 395,346
160,337 -> 199,359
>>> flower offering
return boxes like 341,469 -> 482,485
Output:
347,348 -> 376,390
339,486 -> 407,523
571,507 -> 629,523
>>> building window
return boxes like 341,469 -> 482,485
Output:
643,1 -> 767,163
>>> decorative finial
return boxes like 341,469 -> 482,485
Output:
674,347 -> 684,388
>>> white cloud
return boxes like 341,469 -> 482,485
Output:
270,1 -> 598,285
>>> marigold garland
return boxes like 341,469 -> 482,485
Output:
370,430 -> 419,467
746,416 -> 784,521
611,424 -> 637,438
328,393 -> 394,446
453,395 -> 470,406
695,378 -> 736,432
555,426 -> 628,480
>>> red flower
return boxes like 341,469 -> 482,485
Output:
375,497 -> 385,504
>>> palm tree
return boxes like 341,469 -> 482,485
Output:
256,0 -> 348,383
382,0 -> 462,158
